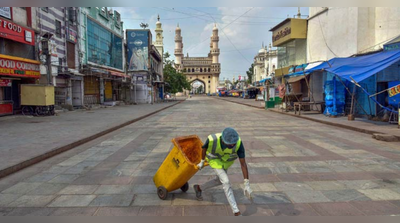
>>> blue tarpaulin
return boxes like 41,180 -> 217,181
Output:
307,49 -> 400,82
259,77 -> 272,83
307,50 -> 400,115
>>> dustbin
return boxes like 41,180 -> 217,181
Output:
153,135 -> 206,200
265,101 -> 275,109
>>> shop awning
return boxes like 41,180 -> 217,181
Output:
286,75 -> 308,83
289,62 -> 323,76
307,49 -> 400,82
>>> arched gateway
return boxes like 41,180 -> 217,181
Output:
190,79 -> 206,94
174,24 -> 221,95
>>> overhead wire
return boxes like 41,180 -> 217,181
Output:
192,8 -> 254,64
184,7 -> 255,54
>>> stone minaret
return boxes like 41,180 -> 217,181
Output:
174,24 -> 183,71
211,24 -> 220,64
154,15 -> 164,58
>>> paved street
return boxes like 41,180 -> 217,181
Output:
0,100 -> 182,177
1,95 -> 400,216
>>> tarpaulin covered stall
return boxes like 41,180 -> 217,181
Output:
307,50 -> 400,115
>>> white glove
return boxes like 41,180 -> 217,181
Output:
197,159 -> 205,170
244,179 -> 253,199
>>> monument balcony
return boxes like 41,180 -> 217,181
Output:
211,36 -> 219,41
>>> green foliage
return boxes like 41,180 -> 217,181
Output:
246,63 -> 254,84
163,52 -> 191,94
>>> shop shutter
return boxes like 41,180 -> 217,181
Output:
105,81 -> 112,101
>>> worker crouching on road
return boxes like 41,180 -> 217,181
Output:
194,127 -> 252,216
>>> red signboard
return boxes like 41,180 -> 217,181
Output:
0,19 -> 35,46
0,55 -> 41,79
0,79 -> 12,87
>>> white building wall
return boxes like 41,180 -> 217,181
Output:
12,7 -> 27,27
308,7 -> 400,62
375,7 -> 400,48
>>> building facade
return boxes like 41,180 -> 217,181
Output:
153,16 -> 164,101
307,7 -> 400,117
0,7 -> 39,116
253,45 -> 266,83
307,7 -> 400,61
265,44 -> 278,78
174,24 -> 220,94
79,7 -> 128,106
36,7 -> 84,109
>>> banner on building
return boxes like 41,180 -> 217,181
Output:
66,27 -> 77,43
0,54 -> 41,78
126,30 -> 150,71
0,79 -> 12,87
0,7 -> 11,19
389,84 -> 400,97
0,19 -> 34,46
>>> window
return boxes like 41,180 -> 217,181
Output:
58,58 -> 63,73
55,20 -> 61,38
208,80 -> 210,83
41,7 -> 49,12
200,68 -> 203,72
208,76 -> 210,79
203,76 -> 205,79
68,8 -> 76,24
192,68 -> 194,72
208,68 -> 210,72
190,77 -> 192,79
87,18 -> 123,70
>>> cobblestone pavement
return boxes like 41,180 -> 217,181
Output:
1,96 -> 400,216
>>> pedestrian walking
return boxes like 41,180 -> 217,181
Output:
194,127 -> 252,216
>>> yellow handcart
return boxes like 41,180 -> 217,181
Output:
153,135 -> 207,200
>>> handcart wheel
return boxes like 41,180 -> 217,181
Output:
157,186 -> 168,200
180,182 -> 189,192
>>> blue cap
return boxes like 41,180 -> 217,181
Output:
221,127 -> 239,144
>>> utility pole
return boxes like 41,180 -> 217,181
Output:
41,33 -> 53,85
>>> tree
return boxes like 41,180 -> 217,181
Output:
246,63 -> 254,84
163,52 -> 191,94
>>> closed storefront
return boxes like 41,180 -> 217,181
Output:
71,79 -> 83,107
55,77 -> 68,106
104,80 -> 113,102
0,55 -> 40,115
84,76 -> 100,105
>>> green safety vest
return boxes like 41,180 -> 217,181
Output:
206,133 -> 241,170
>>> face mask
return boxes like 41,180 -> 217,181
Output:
226,143 -> 236,149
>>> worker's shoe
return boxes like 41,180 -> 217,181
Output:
193,184 -> 203,201
234,212 -> 242,216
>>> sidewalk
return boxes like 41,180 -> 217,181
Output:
0,99 -> 184,178
215,96 -> 400,141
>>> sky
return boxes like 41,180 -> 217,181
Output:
115,7 -> 309,80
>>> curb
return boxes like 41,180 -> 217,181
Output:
215,97 -> 400,141
0,101 -> 184,179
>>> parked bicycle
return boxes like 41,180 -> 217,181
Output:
21,105 -> 55,116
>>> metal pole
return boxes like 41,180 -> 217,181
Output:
46,51 -> 52,85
